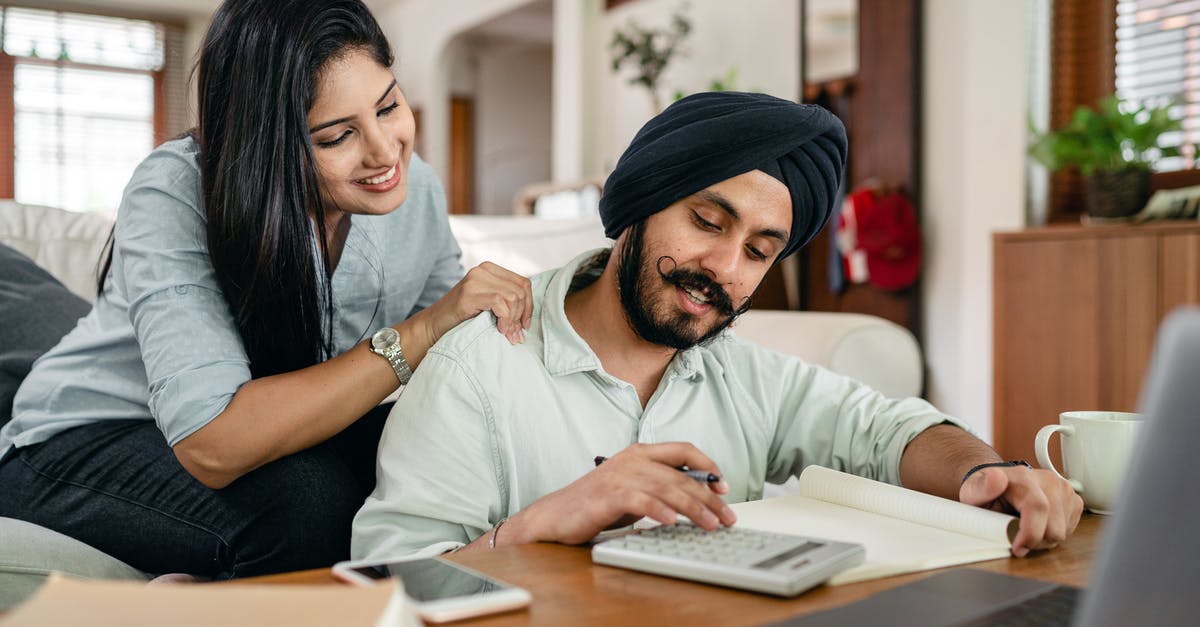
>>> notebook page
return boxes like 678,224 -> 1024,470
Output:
797,465 -> 1016,545
731,495 -> 1010,585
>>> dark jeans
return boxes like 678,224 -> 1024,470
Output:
0,404 -> 390,580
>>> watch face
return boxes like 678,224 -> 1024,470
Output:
372,327 -> 399,350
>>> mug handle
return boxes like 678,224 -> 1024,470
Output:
1035,424 -> 1084,492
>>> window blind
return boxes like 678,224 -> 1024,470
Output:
1047,0 -> 1118,221
13,63 -> 154,215
0,6 -> 186,215
1,7 -> 164,70
1116,0 -> 1200,172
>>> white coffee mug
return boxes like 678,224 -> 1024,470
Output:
1034,411 -> 1142,514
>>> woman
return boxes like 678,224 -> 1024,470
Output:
0,0 -> 531,579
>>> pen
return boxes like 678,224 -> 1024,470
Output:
593,455 -> 721,484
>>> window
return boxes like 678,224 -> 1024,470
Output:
1115,0 -> 1199,174
0,7 -> 188,216
1046,0 -> 1199,222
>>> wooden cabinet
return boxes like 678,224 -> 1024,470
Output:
993,222 -> 1200,463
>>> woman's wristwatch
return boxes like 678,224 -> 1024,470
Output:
370,327 -> 412,385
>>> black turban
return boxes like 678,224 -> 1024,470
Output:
599,91 -> 848,260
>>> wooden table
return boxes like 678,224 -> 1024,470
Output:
243,516 -> 1103,626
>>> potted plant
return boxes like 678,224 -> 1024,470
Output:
1029,95 -> 1184,220
609,6 -> 691,113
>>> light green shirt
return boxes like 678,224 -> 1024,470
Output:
352,250 -> 965,560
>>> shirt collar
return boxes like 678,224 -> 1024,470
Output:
539,249 -> 705,382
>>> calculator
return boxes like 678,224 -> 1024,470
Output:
591,523 -> 865,597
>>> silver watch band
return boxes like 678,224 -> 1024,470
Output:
380,342 -> 413,385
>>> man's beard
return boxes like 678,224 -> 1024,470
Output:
616,222 -> 752,350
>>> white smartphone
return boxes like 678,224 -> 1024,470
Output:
332,556 -> 531,623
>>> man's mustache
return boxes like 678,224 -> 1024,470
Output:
655,256 -> 752,317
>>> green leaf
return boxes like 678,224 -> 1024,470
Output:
608,4 -> 692,103
1027,94 -> 1184,174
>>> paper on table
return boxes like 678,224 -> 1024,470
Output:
798,466 -> 1018,543
732,466 -> 1018,585
0,573 -> 421,627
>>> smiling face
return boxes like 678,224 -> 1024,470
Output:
615,169 -> 793,349
306,48 -> 415,220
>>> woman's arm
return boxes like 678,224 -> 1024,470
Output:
174,320 -> 410,489
174,264 -> 532,489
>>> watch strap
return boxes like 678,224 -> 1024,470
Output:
379,342 -> 412,385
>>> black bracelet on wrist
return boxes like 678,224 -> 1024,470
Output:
961,460 -> 1032,485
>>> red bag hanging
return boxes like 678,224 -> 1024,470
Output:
835,186 -> 921,291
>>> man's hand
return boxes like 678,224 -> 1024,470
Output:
959,465 -> 1084,557
900,424 -> 1084,557
501,442 -> 737,546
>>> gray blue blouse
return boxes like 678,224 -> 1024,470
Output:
2,137 -> 462,457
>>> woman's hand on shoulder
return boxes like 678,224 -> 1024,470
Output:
423,262 -> 533,345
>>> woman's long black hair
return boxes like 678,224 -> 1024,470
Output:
101,0 -> 394,378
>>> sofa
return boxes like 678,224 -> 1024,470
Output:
0,201 -> 921,608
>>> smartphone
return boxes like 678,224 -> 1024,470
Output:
332,556 -> 531,623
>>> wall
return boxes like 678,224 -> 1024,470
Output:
475,41 -> 553,214
596,0 -> 800,173
369,0 -> 534,185
805,0 -> 858,83
178,14 -> 212,127
922,0 -> 1028,440
372,0 -> 797,190
553,0 -> 602,181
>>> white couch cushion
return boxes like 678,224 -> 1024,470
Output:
732,310 -> 923,399
0,201 -> 113,303
448,215 -> 610,276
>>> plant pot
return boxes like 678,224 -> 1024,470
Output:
1084,168 -> 1151,220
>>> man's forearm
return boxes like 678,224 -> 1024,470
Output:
898,424 -> 1002,500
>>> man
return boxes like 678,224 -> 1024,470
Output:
352,92 -> 1082,561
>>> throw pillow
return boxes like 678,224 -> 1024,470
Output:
0,242 -> 90,426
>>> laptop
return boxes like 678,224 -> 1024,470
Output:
773,308 -> 1200,627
